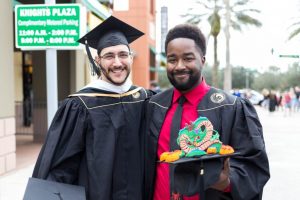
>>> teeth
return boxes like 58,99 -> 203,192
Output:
112,69 -> 123,73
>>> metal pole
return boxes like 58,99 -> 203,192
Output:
46,50 -> 58,127
245,71 -> 249,89
45,0 -> 58,128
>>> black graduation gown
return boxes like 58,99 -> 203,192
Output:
33,86 -> 152,200
144,87 -> 270,200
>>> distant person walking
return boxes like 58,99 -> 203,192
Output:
293,86 -> 300,112
232,89 -> 241,97
283,91 -> 292,116
268,91 -> 277,113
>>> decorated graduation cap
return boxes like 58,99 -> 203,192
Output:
159,116 -> 239,199
77,15 -> 144,76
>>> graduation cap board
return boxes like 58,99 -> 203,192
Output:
77,16 -> 144,76
164,152 -> 240,200
171,152 -> 240,164
23,178 -> 86,200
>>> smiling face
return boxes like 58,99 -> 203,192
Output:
166,38 -> 205,92
95,44 -> 132,85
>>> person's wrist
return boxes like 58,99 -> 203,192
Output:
223,178 -> 231,192
213,177 -> 230,191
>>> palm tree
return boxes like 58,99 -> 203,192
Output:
223,0 -> 262,91
210,10 -> 221,87
288,15 -> 300,40
183,0 -> 222,87
183,0 -> 262,90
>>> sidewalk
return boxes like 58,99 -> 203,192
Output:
0,136 -> 41,200
0,107 -> 299,200
0,164 -> 34,200
257,107 -> 300,200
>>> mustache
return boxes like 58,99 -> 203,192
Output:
172,70 -> 192,76
108,65 -> 127,72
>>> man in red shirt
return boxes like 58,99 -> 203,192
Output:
144,24 -> 270,200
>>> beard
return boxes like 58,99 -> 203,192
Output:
167,69 -> 201,91
100,65 -> 130,86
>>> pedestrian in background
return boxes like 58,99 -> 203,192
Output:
268,90 -> 277,113
283,90 -> 292,116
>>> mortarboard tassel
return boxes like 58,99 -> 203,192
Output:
85,39 -> 101,76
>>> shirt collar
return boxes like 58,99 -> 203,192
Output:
82,78 -> 132,94
173,78 -> 210,105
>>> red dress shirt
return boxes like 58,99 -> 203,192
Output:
153,79 -> 210,200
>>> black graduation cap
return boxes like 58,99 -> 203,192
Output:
23,178 -> 86,200
168,153 -> 240,199
77,15 -> 144,76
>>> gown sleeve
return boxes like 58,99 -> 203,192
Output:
32,97 -> 89,184
229,98 -> 270,200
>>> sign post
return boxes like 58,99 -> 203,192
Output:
15,3 -> 85,127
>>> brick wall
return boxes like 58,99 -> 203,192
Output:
0,117 -> 16,175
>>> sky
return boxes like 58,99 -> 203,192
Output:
156,0 -> 300,72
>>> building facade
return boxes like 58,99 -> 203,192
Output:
114,0 -> 157,87
0,0 -> 16,175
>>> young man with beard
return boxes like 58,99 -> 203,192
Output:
32,16 -> 153,200
144,24 -> 270,200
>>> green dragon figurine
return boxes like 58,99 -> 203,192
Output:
160,116 -> 234,163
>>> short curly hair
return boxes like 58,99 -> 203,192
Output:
165,24 -> 206,56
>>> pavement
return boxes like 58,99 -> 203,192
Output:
0,136 -> 42,200
258,106 -> 300,200
0,106 -> 299,200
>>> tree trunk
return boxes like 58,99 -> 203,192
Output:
212,35 -> 218,87
223,0 -> 232,92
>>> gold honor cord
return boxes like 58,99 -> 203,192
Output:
69,87 -> 142,98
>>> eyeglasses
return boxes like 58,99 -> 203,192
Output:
100,51 -> 131,61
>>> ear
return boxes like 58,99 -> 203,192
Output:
95,55 -> 100,64
128,54 -> 133,65
201,56 -> 206,64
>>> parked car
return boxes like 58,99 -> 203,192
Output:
242,89 -> 264,105
232,89 -> 264,105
